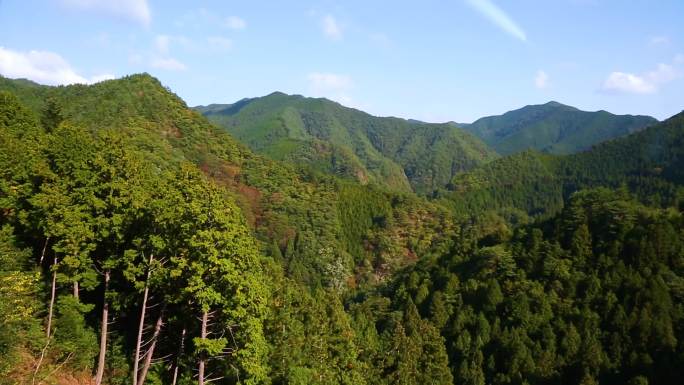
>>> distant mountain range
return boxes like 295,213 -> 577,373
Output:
445,109 -> 684,217
2,73 -> 684,385
198,96 -> 659,193
196,93 -> 497,193
457,101 -> 657,155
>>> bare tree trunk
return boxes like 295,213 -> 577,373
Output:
35,257 -> 58,383
94,269 -> 110,385
46,256 -> 58,338
73,280 -> 79,300
132,253 -> 153,385
171,327 -> 186,385
198,310 -> 208,385
137,306 -> 164,385
39,236 -> 49,265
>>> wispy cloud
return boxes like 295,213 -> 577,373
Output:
602,58 -> 682,94
60,0 -> 151,27
175,8 -> 246,31
649,35 -> 670,47
465,0 -> 527,41
370,33 -> 392,48
224,16 -> 246,30
308,72 -> 351,90
207,36 -> 233,51
0,46 -> 114,85
307,72 -> 357,106
322,15 -> 343,40
149,57 -> 186,71
122,35 -> 189,72
602,72 -> 657,94
534,70 -> 549,89
155,35 -> 171,54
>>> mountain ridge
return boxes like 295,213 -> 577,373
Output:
443,108 -> 684,217
197,91 -> 498,194
459,101 -> 657,155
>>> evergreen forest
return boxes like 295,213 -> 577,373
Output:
1,73 -> 683,385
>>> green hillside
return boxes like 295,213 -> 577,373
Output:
460,101 -> 657,155
2,73 -> 684,385
0,74 -> 464,290
197,93 -> 498,193
358,187 -> 684,385
444,110 -> 684,217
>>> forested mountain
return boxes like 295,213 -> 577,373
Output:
197,93 -> 498,193
0,74 -> 468,383
459,101 -> 657,155
443,110 -> 684,217
360,188 -> 684,385
1,74 -> 683,385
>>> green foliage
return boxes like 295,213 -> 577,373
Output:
2,73 -> 684,385
0,77 -> 272,383
444,112 -> 684,218
0,225 -> 43,379
266,267 -> 367,385
461,101 -> 657,155
199,92 -> 498,193
53,296 -> 98,369
357,188 -> 684,384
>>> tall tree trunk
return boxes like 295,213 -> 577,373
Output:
137,306 -> 164,385
132,253 -> 153,385
73,280 -> 79,300
46,256 -> 58,338
94,269 -> 110,385
171,327 -> 186,385
39,236 -> 49,265
198,310 -> 208,385
34,257 -> 58,384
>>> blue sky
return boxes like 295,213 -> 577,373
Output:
1,0 -> 683,122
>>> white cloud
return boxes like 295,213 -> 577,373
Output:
307,72 -> 356,106
602,72 -> 656,94
0,46 -> 113,85
466,0 -> 527,41
647,63 -> 678,84
60,0 -> 151,27
675,54 -> 684,65
535,70 -> 549,89
150,57 -> 186,71
89,73 -> 116,83
649,35 -> 670,46
207,36 -> 233,51
322,15 -> 343,40
602,58 -> 682,94
224,16 -> 246,30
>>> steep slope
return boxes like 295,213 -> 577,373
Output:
443,110 -> 684,217
460,101 -> 657,155
0,74 -> 459,288
198,92 -> 498,194
2,74 -> 683,385
360,188 -> 684,385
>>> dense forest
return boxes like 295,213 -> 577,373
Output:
1,74 -> 683,385
458,101 -> 656,156
197,92 -> 497,194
